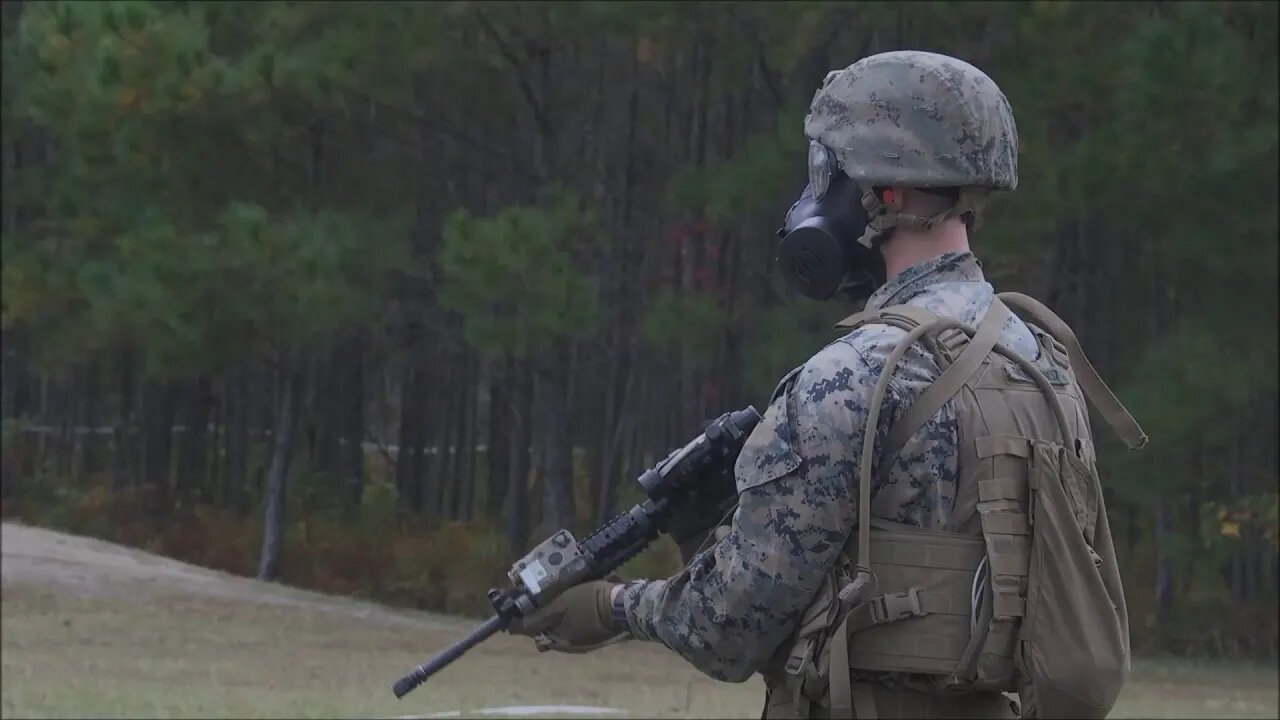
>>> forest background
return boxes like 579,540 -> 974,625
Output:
2,0 -> 1276,660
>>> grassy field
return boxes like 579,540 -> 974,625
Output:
2,523 -> 1276,719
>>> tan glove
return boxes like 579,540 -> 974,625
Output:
507,581 -> 629,654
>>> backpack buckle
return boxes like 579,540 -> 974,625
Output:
784,641 -> 813,675
871,587 -> 924,624
935,328 -> 968,365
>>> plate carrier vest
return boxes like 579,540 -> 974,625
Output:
759,292 -> 1147,720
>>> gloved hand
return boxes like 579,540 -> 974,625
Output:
507,581 -> 627,653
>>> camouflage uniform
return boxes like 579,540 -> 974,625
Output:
618,250 -> 1039,684
506,48 -> 1135,720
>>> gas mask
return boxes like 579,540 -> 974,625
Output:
775,141 -> 886,304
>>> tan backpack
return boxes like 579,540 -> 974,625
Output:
766,293 -> 1147,720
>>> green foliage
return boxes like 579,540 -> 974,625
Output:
1103,318 -> 1278,505
2,0 -> 1276,659
639,289 -> 728,366
1059,2 -> 1276,261
667,112 -> 806,223
438,189 -> 602,358
2,1 -> 409,376
741,301 -> 846,400
2,203 -> 405,376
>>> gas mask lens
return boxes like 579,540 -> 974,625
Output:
807,140 -> 838,201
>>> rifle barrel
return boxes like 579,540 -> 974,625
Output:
392,614 -> 509,698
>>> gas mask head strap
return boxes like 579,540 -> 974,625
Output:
855,186 -> 990,249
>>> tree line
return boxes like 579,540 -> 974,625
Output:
1,1 -> 1276,657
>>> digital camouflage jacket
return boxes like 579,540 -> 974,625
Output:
618,251 -> 1040,683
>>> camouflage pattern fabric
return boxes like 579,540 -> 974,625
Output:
618,251 -> 1039,684
804,51 -> 1019,191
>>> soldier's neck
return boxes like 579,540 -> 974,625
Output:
881,219 -> 971,280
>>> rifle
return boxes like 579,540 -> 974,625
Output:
391,406 -> 762,699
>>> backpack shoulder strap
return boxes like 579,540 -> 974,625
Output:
834,309 -> 870,330
996,292 -> 1148,450
834,303 -> 939,333
885,299 -> 1011,462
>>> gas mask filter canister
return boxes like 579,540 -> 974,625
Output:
775,141 -> 885,303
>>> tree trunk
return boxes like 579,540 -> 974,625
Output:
178,375 -> 213,503
680,37 -> 713,437
66,367 -> 85,486
396,364 -> 427,515
423,359 -> 453,525
207,386 -> 223,507
224,368 -> 249,516
1154,497 -> 1175,619
79,360 -> 103,481
51,374 -> 69,481
457,362 -> 478,521
1228,433 -> 1246,604
536,343 -> 575,532
1126,500 -> 1138,566
595,347 -> 637,525
309,351 -> 336,477
0,331 -> 30,420
505,359 -> 533,553
619,418 -> 642,503
113,350 -> 136,493
438,367 -> 464,522
257,366 -> 302,582
340,332 -> 365,514
139,380 -> 176,516
486,357 -> 511,520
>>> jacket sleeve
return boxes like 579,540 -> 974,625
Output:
618,342 -> 895,683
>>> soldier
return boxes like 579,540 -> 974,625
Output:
510,51 -> 1145,719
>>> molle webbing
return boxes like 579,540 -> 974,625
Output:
821,302 -> 1076,718
818,521 -> 1018,718
971,435 -> 1033,686
836,524 -> 986,663
884,300 -> 1010,461
848,302 -> 1079,546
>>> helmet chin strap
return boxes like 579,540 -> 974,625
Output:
855,186 -> 990,249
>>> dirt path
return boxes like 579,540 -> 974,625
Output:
0,521 -> 470,633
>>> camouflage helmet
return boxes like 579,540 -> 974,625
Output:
804,51 -> 1018,247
